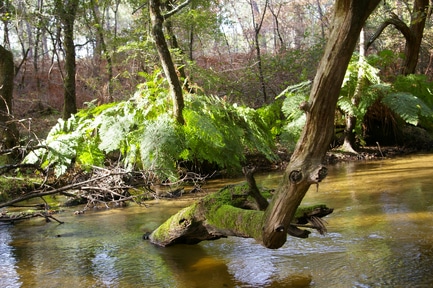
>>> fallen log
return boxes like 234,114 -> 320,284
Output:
146,182 -> 333,247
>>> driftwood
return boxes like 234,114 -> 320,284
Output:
0,210 -> 64,224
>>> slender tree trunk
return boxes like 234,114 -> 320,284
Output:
0,0 -> 11,48
149,0 -> 185,124
91,0 -> 114,102
342,27 -> 366,153
33,0 -> 44,91
249,0 -> 268,104
0,45 -> 19,158
269,2 -> 284,52
163,1 -> 193,93
56,0 -> 78,120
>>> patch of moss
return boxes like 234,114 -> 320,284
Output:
150,203 -> 198,243
207,204 -> 263,239
0,176 -> 42,203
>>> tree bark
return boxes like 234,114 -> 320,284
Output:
0,45 -> 19,157
403,0 -> 429,75
249,0 -> 268,103
91,0 -> 114,102
163,1 -> 194,93
149,0 -> 185,125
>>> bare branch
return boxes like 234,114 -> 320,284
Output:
163,0 -> 191,20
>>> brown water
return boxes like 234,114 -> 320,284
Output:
1,154 -> 433,287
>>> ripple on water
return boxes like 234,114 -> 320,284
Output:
0,226 -> 21,288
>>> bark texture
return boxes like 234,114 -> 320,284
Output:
56,0 -> 79,120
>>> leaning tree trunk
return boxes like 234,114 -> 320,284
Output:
402,0 -> 429,75
148,0 -> 381,249
0,45 -> 19,158
261,0 -> 381,249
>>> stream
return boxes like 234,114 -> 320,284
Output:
1,154 -> 433,287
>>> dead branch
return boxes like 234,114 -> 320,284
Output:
0,211 -> 64,224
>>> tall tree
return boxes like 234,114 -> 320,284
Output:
90,0 -> 114,102
55,0 -> 79,120
149,0 -> 190,125
148,0 -> 381,249
366,0 -> 429,75
248,0 -> 268,103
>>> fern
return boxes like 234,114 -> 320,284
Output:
182,94 -> 276,171
276,81 -> 311,147
140,114 -> 184,180
382,92 -> 433,126
23,82 -> 277,179
392,74 -> 433,108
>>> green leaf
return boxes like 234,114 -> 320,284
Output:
382,92 -> 433,126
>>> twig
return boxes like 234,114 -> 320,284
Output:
376,141 -> 384,157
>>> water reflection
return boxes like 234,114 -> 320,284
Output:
0,225 -> 21,288
1,154 -> 433,287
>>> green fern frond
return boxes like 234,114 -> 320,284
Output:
140,114 -> 184,180
382,92 -> 433,126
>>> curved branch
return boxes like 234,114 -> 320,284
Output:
163,0 -> 191,20
366,12 -> 412,50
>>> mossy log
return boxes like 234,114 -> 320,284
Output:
147,182 -> 333,247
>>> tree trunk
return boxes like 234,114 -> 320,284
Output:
402,0 -> 429,75
147,0 -> 381,249
91,0 -> 114,102
57,0 -> 79,120
249,0 -> 268,104
366,0 -> 429,75
342,27 -> 366,153
149,0 -> 185,125
0,45 -> 19,158
163,1 -> 193,93
261,0 -> 380,249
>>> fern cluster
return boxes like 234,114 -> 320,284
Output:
337,54 -> 433,144
274,53 -> 433,149
23,72 -> 276,180
275,81 -> 311,149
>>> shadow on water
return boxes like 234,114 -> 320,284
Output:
1,154 -> 433,287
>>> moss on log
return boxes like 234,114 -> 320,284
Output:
148,182 -> 333,247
